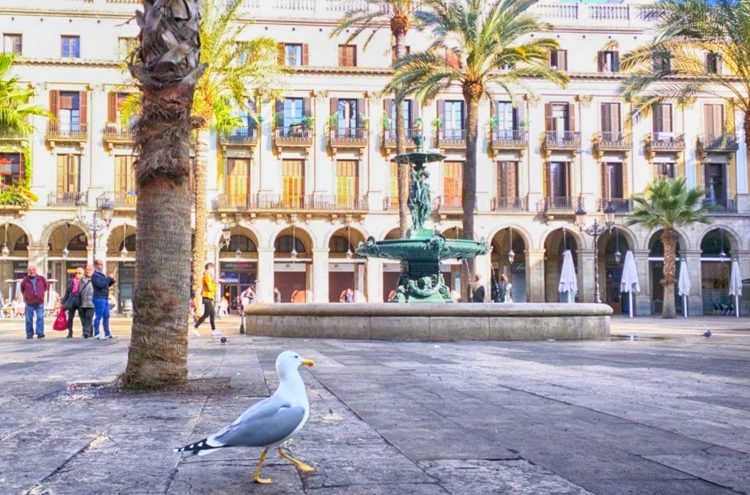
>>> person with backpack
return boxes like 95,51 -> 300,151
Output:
20,264 -> 49,339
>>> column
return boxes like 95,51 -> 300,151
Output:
313,92 -> 333,195
257,99 -> 276,193
365,257 -> 383,303
682,104 -> 700,189
633,248 -> 651,315
526,248 -> 545,302
475,252 -> 492,300
256,247 -> 274,303
475,98 -> 492,211
88,85 -> 110,198
526,98 -> 544,208
684,249 -> 703,316
577,97 -> 597,212
311,248 -> 329,303
578,248 -> 595,303
366,95 -> 385,211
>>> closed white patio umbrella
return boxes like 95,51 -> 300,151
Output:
678,259 -> 691,318
620,251 -> 640,318
729,259 -> 742,318
558,250 -> 578,303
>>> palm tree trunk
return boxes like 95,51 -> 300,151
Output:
461,86 -> 480,298
192,128 -> 209,310
123,0 -> 203,388
661,228 -> 678,319
393,28 -> 410,238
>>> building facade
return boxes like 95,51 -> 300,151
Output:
1,0 -> 748,315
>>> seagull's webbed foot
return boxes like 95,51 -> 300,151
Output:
278,447 -> 315,472
252,448 -> 273,484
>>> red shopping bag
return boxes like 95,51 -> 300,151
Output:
52,308 -> 68,331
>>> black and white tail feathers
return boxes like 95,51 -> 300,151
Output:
174,438 -> 223,456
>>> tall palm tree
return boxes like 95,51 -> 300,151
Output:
190,0 -> 282,308
123,0 -> 205,389
627,178 -> 709,319
121,0 -> 283,308
386,0 -> 567,286
332,1 -> 419,238
620,0 -> 750,156
0,53 -> 48,135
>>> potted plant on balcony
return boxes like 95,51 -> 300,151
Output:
300,115 -> 314,130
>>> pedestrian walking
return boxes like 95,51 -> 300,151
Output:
62,267 -> 85,338
193,263 -> 222,337
92,258 -> 116,339
20,264 -> 48,339
240,285 -> 255,308
78,264 -> 96,338
491,273 -> 505,303
470,273 -> 485,303
500,274 -> 513,303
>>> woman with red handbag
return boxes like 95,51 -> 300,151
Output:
61,268 -> 86,338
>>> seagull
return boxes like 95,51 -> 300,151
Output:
175,350 -> 315,484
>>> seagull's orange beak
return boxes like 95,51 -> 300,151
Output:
301,359 -> 314,367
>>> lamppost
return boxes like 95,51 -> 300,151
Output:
2,223 -> 9,301
76,194 -> 114,262
575,201 -> 616,304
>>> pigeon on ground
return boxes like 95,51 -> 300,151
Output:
703,330 -> 712,337
175,350 -> 315,484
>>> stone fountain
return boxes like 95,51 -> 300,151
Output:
243,137 -> 611,341
356,135 -> 488,302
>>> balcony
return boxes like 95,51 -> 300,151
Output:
48,192 -> 81,207
383,196 -> 399,210
308,194 -> 366,211
223,193 -> 368,212
98,191 -> 137,209
382,127 -> 419,152
436,129 -> 466,149
218,128 -> 258,150
216,193 -> 254,210
646,132 -> 685,154
698,133 -> 739,153
46,122 -> 88,149
538,196 -> 575,213
329,127 -> 368,152
490,130 -> 528,153
432,196 -> 464,214
102,125 -> 134,151
703,197 -> 738,213
597,198 -> 631,213
0,130 -> 26,145
491,196 -> 527,212
273,126 -> 313,153
593,132 -> 632,158
542,131 -> 581,153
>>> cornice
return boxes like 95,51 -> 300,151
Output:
0,7 -> 136,20
16,57 -> 120,69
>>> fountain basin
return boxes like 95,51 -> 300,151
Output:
243,303 -> 611,341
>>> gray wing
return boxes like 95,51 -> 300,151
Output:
209,396 -> 305,448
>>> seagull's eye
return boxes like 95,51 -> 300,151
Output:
294,355 -> 299,359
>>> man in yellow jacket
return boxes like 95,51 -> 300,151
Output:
193,262 -> 222,337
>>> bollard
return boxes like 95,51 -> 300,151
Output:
239,309 -> 245,334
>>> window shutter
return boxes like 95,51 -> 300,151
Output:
601,163 -> 607,199
330,98 -> 339,119
567,102 -> 575,132
356,98 -> 365,127
437,100 -> 445,123
108,93 -> 117,123
547,49 -> 553,67
559,50 -> 568,71
277,42 -> 285,65
275,98 -> 283,128
652,103 -> 661,133
302,44 -> 309,65
612,103 -> 621,133
597,51 -> 604,72
544,162 -> 550,197
412,99 -> 420,126
612,52 -> 620,72
303,98 -> 311,119
79,91 -> 87,125
384,99 -> 393,118
664,105 -> 672,132
49,90 -> 59,118
544,103 -> 552,132
600,104 -> 609,133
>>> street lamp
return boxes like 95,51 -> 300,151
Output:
575,201 -> 616,304
1,223 -> 9,259
507,227 -> 515,264
76,194 -> 114,262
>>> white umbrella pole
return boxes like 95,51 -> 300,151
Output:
628,291 -> 632,318
736,295 -> 740,318
683,295 -> 688,318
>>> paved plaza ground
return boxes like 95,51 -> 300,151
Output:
0,315 -> 748,495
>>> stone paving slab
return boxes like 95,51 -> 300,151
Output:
0,321 -> 748,494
